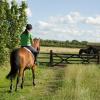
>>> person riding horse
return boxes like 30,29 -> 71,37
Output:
20,24 -> 38,63
6,24 -> 40,92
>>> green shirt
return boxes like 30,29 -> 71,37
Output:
20,33 -> 33,46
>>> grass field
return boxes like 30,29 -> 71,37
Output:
40,46 -> 80,53
0,47 -> 100,100
0,64 -> 100,100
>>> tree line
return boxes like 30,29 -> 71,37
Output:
40,39 -> 88,48
0,0 -> 27,65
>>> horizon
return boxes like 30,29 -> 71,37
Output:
38,38 -> 100,44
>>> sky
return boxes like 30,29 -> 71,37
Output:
9,0 -> 100,42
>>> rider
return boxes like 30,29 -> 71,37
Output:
20,24 -> 38,63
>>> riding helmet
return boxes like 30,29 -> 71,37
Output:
26,24 -> 32,30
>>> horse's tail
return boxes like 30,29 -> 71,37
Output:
6,48 -> 19,80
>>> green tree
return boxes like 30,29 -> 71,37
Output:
7,0 -> 27,50
0,0 -> 9,64
0,0 -> 27,65
71,40 -> 80,45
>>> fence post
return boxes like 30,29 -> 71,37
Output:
50,50 -> 53,67
97,51 -> 100,64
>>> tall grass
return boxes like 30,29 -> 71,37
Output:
0,64 -> 100,100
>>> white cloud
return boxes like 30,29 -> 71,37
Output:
66,12 -> 81,23
25,8 -> 32,17
83,16 -> 100,26
34,12 -> 100,42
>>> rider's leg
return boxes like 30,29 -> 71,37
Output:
25,46 -> 38,63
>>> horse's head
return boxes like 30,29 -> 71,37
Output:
32,38 -> 40,53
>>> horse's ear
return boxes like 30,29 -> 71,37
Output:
38,38 -> 40,42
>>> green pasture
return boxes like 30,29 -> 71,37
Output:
0,64 -> 100,100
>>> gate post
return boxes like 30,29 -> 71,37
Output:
50,50 -> 53,67
97,51 -> 100,64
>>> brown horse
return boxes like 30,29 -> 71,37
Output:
6,38 -> 40,92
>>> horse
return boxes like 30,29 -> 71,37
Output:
79,46 -> 98,55
6,38 -> 40,92
79,48 -> 90,55
79,46 -> 98,59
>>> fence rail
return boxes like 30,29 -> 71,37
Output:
37,50 -> 100,66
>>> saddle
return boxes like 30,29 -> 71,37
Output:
22,47 -> 37,63
23,47 -> 31,53
23,47 -> 34,57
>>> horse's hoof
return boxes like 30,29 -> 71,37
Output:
15,89 -> 17,92
21,85 -> 23,89
8,90 -> 12,93
33,83 -> 36,86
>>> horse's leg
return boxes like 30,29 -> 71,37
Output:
15,76 -> 19,91
21,70 -> 25,89
9,78 -> 13,92
32,66 -> 35,86
15,68 -> 23,91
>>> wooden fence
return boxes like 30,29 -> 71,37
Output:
37,50 -> 100,66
